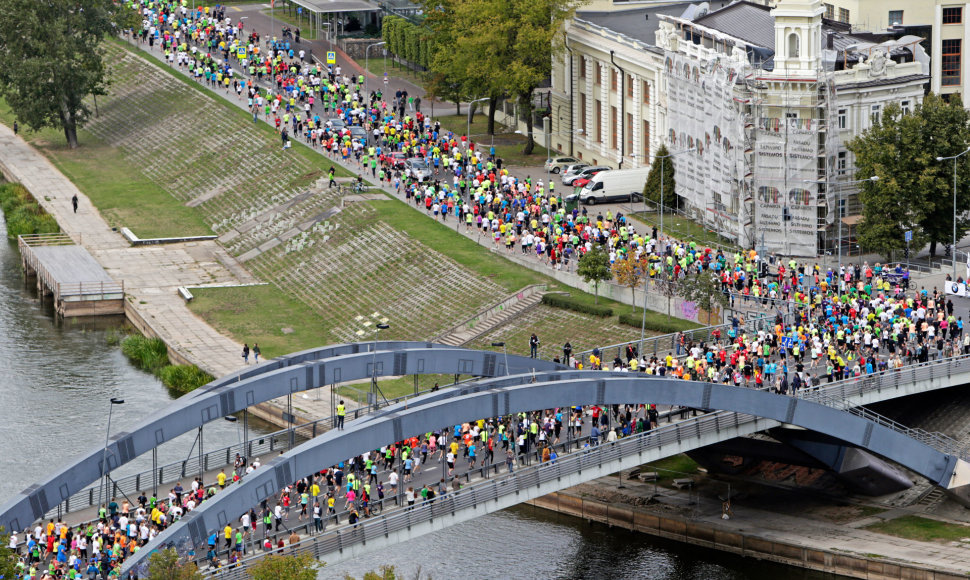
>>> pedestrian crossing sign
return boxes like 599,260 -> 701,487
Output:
326,51 -> 336,64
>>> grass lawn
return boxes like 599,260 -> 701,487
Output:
631,210 -> 740,251
643,454 -> 700,485
863,515 -> 970,543
361,57 -> 427,88
260,9 -> 318,39
433,114 -> 551,167
187,284 -> 329,359
337,373 -> 460,403
0,102 -> 211,238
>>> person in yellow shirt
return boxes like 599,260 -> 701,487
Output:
217,469 -> 227,489
224,524 -> 233,550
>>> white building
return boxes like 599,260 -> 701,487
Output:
552,0 -> 928,256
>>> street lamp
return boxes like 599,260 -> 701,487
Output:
804,175 -> 878,287
654,147 -> 695,246
100,397 -> 125,514
936,147 -> 970,280
364,41 -> 385,96
491,341 -> 510,376
371,322 -> 390,405
224,415 -> 242,449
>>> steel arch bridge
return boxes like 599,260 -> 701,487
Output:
118,366 -> 970,576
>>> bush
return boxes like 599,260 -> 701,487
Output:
618,311 -> 696,334
541,293 -> 613,317
159,364 -> 213,395
121,334 -> 169,373
0,183 -> 59,238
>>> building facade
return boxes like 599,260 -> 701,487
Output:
553,0 -> 928,255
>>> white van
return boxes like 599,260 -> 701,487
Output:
578,168 -> 650,205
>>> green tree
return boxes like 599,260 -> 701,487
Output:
643,144 -> 676,214
0,527 -> 18,580
577,245 -> 612,304
847,94 -> 970,258
0,0 -> 135,148
678,269 -> 728,325
248,553 -> 321,580
146,548 -> 203,580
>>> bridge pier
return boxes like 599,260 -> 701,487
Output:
944,458 -> 970,507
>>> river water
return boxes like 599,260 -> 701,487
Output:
0,213 -> 838,579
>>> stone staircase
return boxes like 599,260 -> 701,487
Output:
435,285 -> 548,347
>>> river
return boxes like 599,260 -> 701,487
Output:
0,213 -> 839,579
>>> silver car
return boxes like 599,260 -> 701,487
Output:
561,163 -> 589,180
563,165 -> 610,186
348,126 -> 367,142
405,158 -> 433,182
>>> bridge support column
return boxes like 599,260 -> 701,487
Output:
944,459 -> 970,507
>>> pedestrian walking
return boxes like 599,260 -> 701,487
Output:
253,343 -> 261,363
242,343 -> 250,364
72,194 -> 78,214
529,333 -> 540,358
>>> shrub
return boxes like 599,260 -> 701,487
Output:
0,183 -> 59,238
618,311 -> 696,334
541,293 -> 613,317
121,334 -> 169,373
159,364 -> 213,395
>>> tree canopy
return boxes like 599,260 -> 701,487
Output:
847,93 -> 970,257
248,553 -> 321,580
577,245 -> 612,303
147,548 -> 203,580
0,0 -> 135,148
643,144 -> 677,213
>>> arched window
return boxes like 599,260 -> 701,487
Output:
788,32 -> 800,58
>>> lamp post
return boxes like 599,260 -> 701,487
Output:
371,322 -> 390,405
804,175 -> 879,288
491,341 -> 510,375
364,41 -> 385,96
467,97 -> 490,150
100,398 -> 125,513
224,415 -> 242,450
655,147 -> 695,246
936,147 -> 970,281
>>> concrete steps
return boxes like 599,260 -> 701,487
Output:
437,290 -> 546,347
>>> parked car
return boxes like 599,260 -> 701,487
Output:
327,118 -> 346,130
348,126 -> 367,142
388,152 -> 408,169
562,165 -> 610,186
561,163 -> 589,178
578,168 -> 650,205
544,156 -> 581,174
405,158 -> 433,182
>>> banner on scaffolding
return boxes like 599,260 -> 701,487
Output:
664,51 -> 744,243
753,117 -> 819,256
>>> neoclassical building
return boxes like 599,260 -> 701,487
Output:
550,0 -> 928,255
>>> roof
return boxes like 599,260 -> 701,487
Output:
288,0 -> 379,14
836,73 -> 929,90
694,1 -> 775,49
576,1 -> 700,46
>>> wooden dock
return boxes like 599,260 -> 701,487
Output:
18,233 -> 124,317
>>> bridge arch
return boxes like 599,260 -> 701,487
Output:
121,373 -> 970,576
0,342 -> 563,533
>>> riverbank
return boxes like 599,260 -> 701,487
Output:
529,474 -> 970,579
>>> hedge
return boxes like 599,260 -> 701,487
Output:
541,293 -> 613,317
617,311 -> 694,334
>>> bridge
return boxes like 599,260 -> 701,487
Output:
103,348 -> 970,577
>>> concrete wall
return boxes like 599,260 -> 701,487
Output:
528,492 -> 968,580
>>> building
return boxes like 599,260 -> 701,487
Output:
552,0 -> 928,255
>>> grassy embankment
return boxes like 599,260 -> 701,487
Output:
120,334 -> 214,395
0,183 -> 60,238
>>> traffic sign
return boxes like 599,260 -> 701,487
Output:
780,336 -> 795,349
326,51 -> 336,64
905,230 -> 913,242
383,72 -> 388,85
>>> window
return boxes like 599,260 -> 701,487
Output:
871,104 -> 881,123
837,108 -> 847,129
580,58 -> 586,78
901,100 -> 911,114
580,93 -> 587,136
838,7 -> 850,22
788,33 -> 800,58
611,105 -> 618,149
642,80 -> 650,104
596,62 -> 602,85
943,6 -> 963,24
838,197 -> 847,218
593,99 -> 603,143
626,112 -> 633,153
786,112 -> 798,119
611,70 -> 618,92
627,75 -> 634,98
643,120 -> 650,161
943,39 -> 962,86
837,151 -> 847,175
823,3 -> 834,19
888,10 -> 903,25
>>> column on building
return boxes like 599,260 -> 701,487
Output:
632,73 -> 642,168
599,59 -> 608,156
933,3 -> 943,94
964,2 -> 970,98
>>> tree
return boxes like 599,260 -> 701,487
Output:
643,144 -> 677,214
652,265 -> 678,320
0,0 -> 135,148
146,548 -> 204,580
847,94 -> 970,258
577,246 -> 612,304
0,527 -> 19,580
678,269 -> 729,325
611,254 -> 647,309
248,553 -> 321,580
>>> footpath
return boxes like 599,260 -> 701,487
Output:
534,474 -> 970,579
